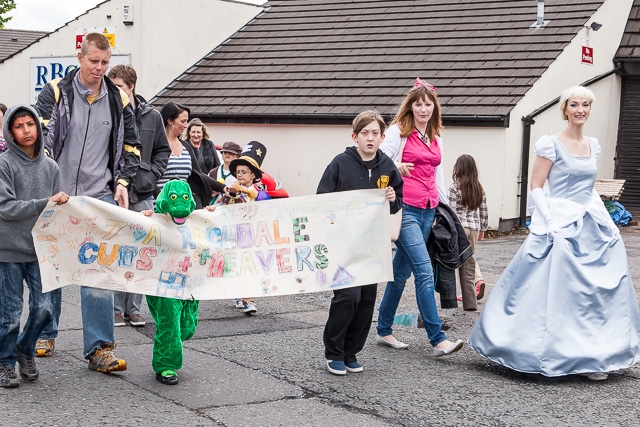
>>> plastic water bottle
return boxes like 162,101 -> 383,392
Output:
393,312 -> 418,328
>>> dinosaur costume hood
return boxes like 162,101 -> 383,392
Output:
155,180 -> 196,224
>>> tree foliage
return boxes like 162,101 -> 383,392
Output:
0,0 -> 17,29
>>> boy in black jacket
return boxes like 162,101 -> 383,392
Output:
317,110 -> 403,375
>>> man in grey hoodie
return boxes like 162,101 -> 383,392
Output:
0,105 -> 69,388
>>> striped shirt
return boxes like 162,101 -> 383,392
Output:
157,146 -> 192,189
448,180 -> 488,231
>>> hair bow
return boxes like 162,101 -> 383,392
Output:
414,77 -> 436,92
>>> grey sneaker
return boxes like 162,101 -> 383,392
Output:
114,313 -> 126,327
16,351 -> 38,381
126,314 -> 146,327
0,366 -> 19,388
581,372 -> 608,381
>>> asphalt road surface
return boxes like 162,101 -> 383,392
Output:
4,227 -> 640,426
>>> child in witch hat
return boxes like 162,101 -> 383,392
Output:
227,141 -> 270,313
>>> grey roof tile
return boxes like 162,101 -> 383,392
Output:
153,0 -> 607,122
0,28 -> 49,63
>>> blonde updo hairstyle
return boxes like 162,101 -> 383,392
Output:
559,86 -> 595,120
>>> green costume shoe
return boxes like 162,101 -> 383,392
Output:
156,369 -> 178,385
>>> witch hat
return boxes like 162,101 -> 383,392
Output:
229,140 -> 267,182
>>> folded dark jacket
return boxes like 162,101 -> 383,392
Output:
428,203 -> 473,308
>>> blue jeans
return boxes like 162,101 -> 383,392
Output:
41,194 -> 119,357
114,197 -> 154,316
376,204 -> 446,346
0,262 -> 59,368
80,194 -> 120,357
39,292 -> 61,340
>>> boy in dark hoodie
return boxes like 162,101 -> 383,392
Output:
0,105 -> 69,388
317,110 -> 403,375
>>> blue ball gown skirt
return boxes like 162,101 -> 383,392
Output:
468,213 -> 640,376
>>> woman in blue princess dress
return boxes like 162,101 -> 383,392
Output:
468,86 -> 640,380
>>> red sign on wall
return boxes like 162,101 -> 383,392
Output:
582,40 -> 593,65
75,27 -> 116,50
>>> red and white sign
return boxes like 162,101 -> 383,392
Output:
581,39 -> 593,65
75,27 -> 116,50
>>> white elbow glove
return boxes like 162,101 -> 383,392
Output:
530,188 -> 560,242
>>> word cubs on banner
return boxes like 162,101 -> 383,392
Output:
33,189 -> 393,300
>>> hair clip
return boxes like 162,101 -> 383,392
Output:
414,77 -> 436,92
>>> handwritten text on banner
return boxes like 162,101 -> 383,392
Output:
32,190 -> 393,300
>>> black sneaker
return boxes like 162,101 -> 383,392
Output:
0,366 -> 20,388
17,351 -> 39,381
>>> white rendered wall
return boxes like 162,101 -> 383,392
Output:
205,123 -> 507,228
0,0 -> 262,105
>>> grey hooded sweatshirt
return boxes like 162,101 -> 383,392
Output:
0,104 -> 61,262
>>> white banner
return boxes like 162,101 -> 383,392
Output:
33,190 -> 393,300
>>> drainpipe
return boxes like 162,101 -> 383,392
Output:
518,65 -> 623,229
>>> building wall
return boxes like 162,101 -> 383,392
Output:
205,122 -> 508,228
0,0 -> 262,106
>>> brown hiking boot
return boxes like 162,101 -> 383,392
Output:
88,343 -> 127,373
34,339 -> 55,357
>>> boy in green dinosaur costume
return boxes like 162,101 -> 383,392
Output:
142,180 -> 201,385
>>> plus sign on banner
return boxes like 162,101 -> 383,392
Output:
582,39 -> 594,65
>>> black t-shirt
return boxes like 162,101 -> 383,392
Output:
363,159 -> 376,170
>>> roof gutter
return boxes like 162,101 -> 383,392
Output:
517,64 -> 622,228
192,112 -> 509,127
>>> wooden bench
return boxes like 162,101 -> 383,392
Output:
594,179 -> 625,201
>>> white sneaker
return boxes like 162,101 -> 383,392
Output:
242,302 -> 257,314
234,298 -> 244,309
580,372 -> 608,381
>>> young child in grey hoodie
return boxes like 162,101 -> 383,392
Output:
0,105 -> 69,388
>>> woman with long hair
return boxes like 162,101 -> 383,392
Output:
376,78 -> 464,356
449,155 -> 488,311
159,102 -> 225,208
